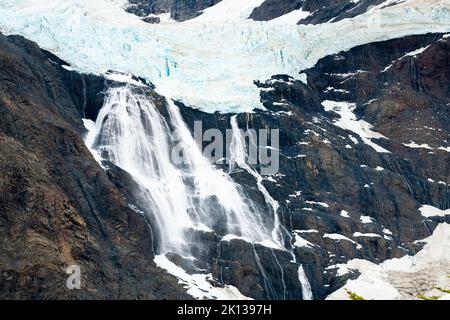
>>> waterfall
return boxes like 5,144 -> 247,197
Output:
85,86 -> 277,255
85,86 -> 193,253
298,265 -> 313,300
229,115 -> 314,300
84,85 -> 314,299
229,115 -> 284,247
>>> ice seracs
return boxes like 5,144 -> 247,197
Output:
1,0 -> 449,113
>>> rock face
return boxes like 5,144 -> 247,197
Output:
125,0 -> 222,22
0,28 -> 449,300
249,0 -> 387,24
177,33 -> 450,299
0,34 -> 191,299
124,0 -> 398,24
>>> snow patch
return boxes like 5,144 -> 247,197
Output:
419,205 -> 450,218
403,141 -> 433,150
326,264 -> 352,277
353,232 -> 382,238
322,101 -> 390,153
296,229 -> 319,234
382,45 -> 432,73
192,0 -> 266,22
305,201 -> 329,208
323,233 -> 362,249
327,223 -> 450,300
360,216 -> 374,224
340,210 -> 350,218
154,254 -> 252,300
294,234 -> 315,248
269,9 -> 311,25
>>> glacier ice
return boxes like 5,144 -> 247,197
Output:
0,0 -> 450,113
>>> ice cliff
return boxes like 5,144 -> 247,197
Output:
1,0 -> 449,113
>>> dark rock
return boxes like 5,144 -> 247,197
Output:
177,33 -> 450,299
250,0 -> 388,24
125,0 -> 223,22
1,28 -> 449,301
0,33 -> 191,299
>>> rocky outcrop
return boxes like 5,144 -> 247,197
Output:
0,33 -> 191,299
250,0 -> 387,24
125,0 -> 222,22
304,33 -> 450,188
124,0 -> 388,24
177,33 -> 450,299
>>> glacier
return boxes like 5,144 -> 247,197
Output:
1,0 -> 448,300
0,0 -> 450,113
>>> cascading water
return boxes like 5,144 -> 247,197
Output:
298,265 -> 313,300
84,85 -> 313,299
228,115 -> 314,300
85,86 -> 278,255
85,86 -> 193,253
229,115 -> 285,246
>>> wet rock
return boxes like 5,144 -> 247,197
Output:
177,33 -> 449,299
1,30 -> 449,300
0,33 -> 191,299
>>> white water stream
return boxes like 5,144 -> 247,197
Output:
86,86 -> 277,253
84,86 -> 313,299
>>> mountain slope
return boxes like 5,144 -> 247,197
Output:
125,0 -> 407,25
0,33 -> 191,299
1,31 -> 449,300
0,0 -> 449,300
249,0 -> 391,24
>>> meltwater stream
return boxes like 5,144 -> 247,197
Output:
85,85 -> 312,299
